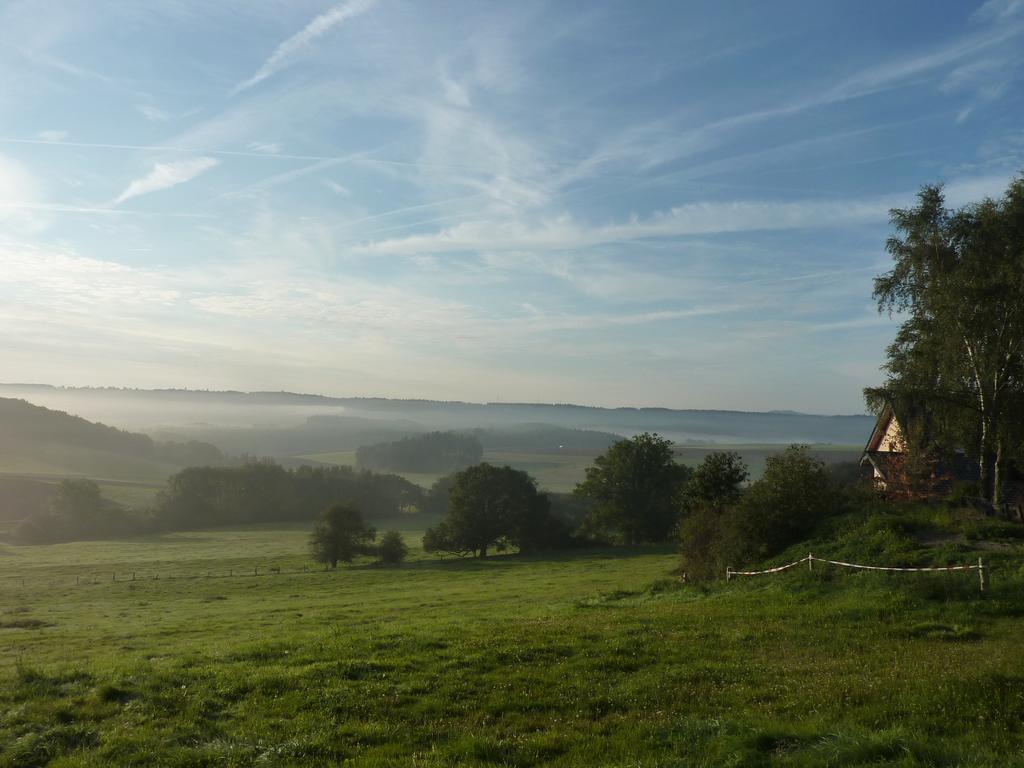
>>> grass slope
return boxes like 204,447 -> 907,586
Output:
2,523 -> 1024,766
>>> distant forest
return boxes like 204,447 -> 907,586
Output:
356,432 -> 483,473
155,463 -> 421,530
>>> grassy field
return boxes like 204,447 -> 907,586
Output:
3,520 -> 1024,766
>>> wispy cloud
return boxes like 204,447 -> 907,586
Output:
231,0 -> 377,96
247,141 -> 282,154
113,158 -> 219,205
973,0 -> 1024,22
36,129 -> 68,142
352,196 -> 898,256
137,105 -> 170,122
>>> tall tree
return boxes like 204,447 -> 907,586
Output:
868,178 -> 1024,505
574,432 -> 690,543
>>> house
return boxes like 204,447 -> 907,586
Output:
859,405 -> 908,493
859,405 -> 977,501
860,406 -> 1024,517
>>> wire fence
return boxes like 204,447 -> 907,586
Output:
727,553 -> 990,591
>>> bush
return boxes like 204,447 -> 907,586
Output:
724,445 -> 836,565
680,445 -> 839,577
679,502 -> 726,582
377,531 -> 409,564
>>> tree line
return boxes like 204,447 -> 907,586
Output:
356,431 -> 483,474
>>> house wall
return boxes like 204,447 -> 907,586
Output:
878,416 -> 904,453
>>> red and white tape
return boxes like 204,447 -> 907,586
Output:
727,554 -> 985,580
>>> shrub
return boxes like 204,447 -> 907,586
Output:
679,502 -> 726,582
377,531 -> 409,564
680,445 -> 839,577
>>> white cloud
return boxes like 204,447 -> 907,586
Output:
137,105 -> 170,122
231,0 -> 377,95
36,129 -> 68,141
113,157 -> 219,205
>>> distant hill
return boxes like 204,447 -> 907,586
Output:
0,397 -> 225,483
0,385 -> 875,447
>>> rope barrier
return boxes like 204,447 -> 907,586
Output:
727,553 -> 989,591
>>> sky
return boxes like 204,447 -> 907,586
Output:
0,0 -> 1022,414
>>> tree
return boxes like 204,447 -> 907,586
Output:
309,504 -> 376,568
868,177 -> 1024,506
376,531 -> 409,564
574,433 -> 690,543
422,463 -> 552,557
727,445 -> 835,564
50,479 -> 104,526
678,452 -> 749,582
680,445 -> 836,579
684,451 -> 749,507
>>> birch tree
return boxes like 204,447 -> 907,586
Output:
869,178 -> 1024,505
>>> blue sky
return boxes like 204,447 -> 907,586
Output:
0,0 -> 1022,413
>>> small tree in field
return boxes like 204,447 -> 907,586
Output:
377,530 -> 409,564
309,504 -> 376,568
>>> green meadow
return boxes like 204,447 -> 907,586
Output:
3,521 -> 1024,767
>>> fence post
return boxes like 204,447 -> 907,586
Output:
979,557 -> 988,592
132,572 -> 136,581
808,553 -> 813,572
726,567 -> 732,581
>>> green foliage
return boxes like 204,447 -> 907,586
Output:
574,432 -> 690,543
678,501 -> 726,582
684,450 -> 749,506
376,530 -> 409,564
13,479 -> 141,544
680,445 -> 838,579
422,463 -> 560,557
156,462 -> 422,530
308,503 -> 376,568
421,472 -> 458,517
726,445 -> 836,564
356,431 -> 483,474
868,176 -> 1024,504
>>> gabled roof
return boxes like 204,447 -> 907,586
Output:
861,404 -> 897,460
